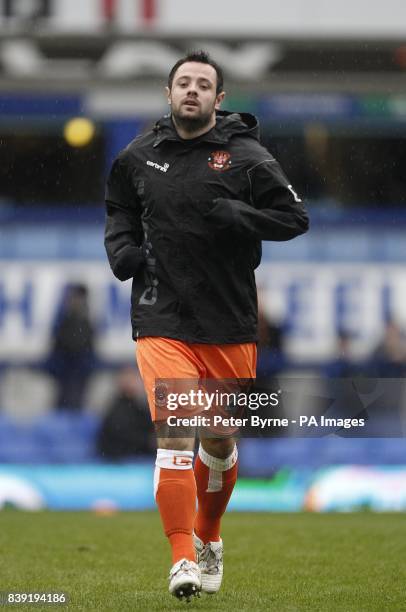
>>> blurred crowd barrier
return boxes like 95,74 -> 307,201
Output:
2,441 -> 406,511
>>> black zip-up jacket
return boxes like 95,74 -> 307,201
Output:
105,111 -> 309,344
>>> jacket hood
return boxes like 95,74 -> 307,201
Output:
216,110 -> 260,140
153,110 -> 260,147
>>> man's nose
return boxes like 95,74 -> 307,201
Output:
186,85 -> 198,96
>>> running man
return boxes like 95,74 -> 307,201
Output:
105,50 -> 309,601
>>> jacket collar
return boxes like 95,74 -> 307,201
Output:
153,110 -> 259,148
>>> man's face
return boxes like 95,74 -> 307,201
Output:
166,62 -> 224,132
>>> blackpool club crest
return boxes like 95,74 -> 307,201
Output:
208,150 -> 232,171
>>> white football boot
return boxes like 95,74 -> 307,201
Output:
193,533 -> 224,594
168,558 -> 201,602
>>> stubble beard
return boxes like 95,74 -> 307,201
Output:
171,105 -> 214,135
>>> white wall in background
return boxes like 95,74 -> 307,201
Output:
158,0 -> 406,37
1,0 -> 406,38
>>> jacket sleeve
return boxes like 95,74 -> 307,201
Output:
104,155 -> 144,281
204,159 -> 309,241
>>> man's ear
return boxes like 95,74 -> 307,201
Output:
215,91 -> 225,110
165,86 -> 171,105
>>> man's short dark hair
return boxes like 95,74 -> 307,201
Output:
168,50 -> 224,95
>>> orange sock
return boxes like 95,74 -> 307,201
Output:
154,449 -> 196,564
194,445 -> 238,544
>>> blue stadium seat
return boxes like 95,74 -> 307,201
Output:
0,411 -> 101,464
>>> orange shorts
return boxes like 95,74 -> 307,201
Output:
136,337 -> 257,423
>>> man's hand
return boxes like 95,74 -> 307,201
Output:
203,198 -> 236,232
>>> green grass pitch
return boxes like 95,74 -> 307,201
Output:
2,511 -> 406,611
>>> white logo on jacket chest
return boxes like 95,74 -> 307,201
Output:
146,160 -> 169,173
